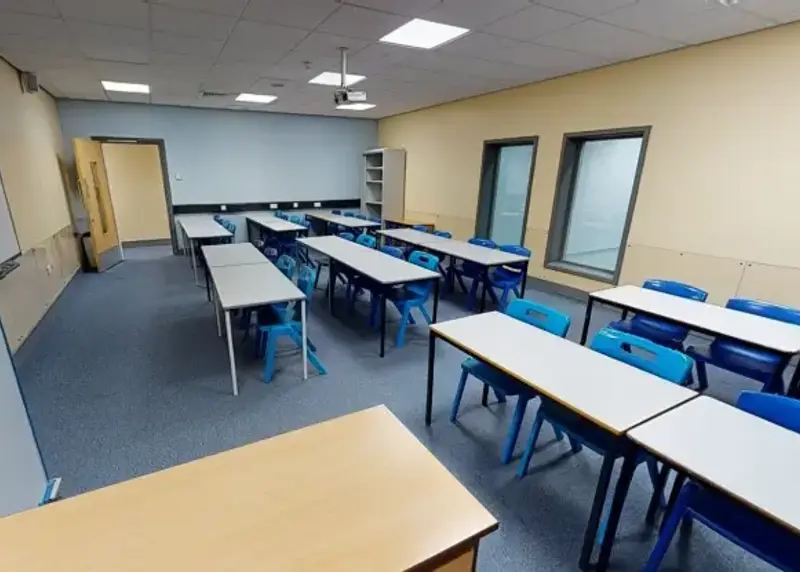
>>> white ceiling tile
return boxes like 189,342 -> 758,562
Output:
41,74 -> 107,98
90,60 -> 150,82
348,42 -> 415,70
535,19 -> 682,60
344,0 -> 442,17
55,0 -> 149,28
148,77 -> 202,96
242,0 -> 339,30
202,63 -> 268,91
316,5 -> 408,40
147,63 -> 210,82
534,0 -> 638,18
151,4 -> 237,40
288,32 -> 371,61
498,42 -> 608,70
81,44 -> 150,63
483,5 -> 584,41
150,0 -> 249,17
150,32 -> 224,57
0,34 -> 82,61
422,0 -> 531,28
216,44 -> 291,66
69,21 -> 149,46
737,0 -> 800,23
148,49 -> 217,65
222,20 -> 308,56
438,32 -> 519,60
0,10 -> 67,36
150,93 -> 201,106
0,0 -> 58,16
107,91 -> 150,103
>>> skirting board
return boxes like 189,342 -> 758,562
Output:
526,274 -> 590,302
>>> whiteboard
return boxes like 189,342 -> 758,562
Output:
0,319 -> 47,516
0,170 -> 21,264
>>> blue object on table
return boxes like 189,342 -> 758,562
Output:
332,209 -> 342,215
344,212 -> 356,217
412,224 -> 429,232
686,298 -> 800,394
486,245 -> 530,309
452,238 -> 496,310
213,214 -> 223,223
433,230 -> 451,238
258,265 -> 327,383
355,213 -> 367,220
289,215 -> 303,225
385,251 -> 439,348
369,216 -> 382,223
275,212 -> 289,220
643,391 -> 800,572
609,280 -> 708,350
276,254 -> 296,280
450,299 -> 571,464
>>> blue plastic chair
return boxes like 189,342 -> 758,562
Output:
644,391 -> 800,572
452,238 -> 496,310
368,216 -> 382,224
451,300 -> 571,463
355,233 -> 376,248
385,251 -> 439,348
338,232 -> 355,242
289,215 -> 304,225
275,212 -> 289,221
412,224 -> 429,232
276,254 -> 296,280
355,213 -> 367,220
213,214 -> 223,223
258,265 -> 327,383
350,245 -> 405,318
686,298 -> 800,394
433,230 -> 452,238
486,245 -> 530,309
380,245 -> 404,259
610,280 -> 708,350
332,209 -> 342,215
343,212 -> 356,218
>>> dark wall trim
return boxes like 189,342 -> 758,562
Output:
173,199 -> 361,215
525,275 -> 590,303
544,125 -> 652,285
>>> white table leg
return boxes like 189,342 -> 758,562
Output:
301,299 -> 308,380
225,310 -> 238,396
214,287 -> 221,337
190,238 -> 198,284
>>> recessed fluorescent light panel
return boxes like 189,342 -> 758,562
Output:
380,18 -> 469,49
308,72 -> 365,87
336,103 -> 375,111
235,93 -> 277,103
101,80 -> 149,93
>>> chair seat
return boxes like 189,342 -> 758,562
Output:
462,358 -> 536,397
609,316 -> 687,345
687,340 -> 782,375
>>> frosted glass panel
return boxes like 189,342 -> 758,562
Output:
563,137 -> 643,272
489,145 -> 533,245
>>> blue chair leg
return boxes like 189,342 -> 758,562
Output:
368,294 -> 380,328
493,386 -> 507,403
263,331 -> 278,382
418,304 -> 432,324
467,279 -> 480,311
450,370 -> 469,422
646,456 -> 666,507
643,482 -> 698,572
568,434 -> 584,454
501,397 -> 529,464
517,409 -> 546,478
287,330 -> 327,375
291,325 -> 317,352
499,286 -> 511,308
694,361 -> 709,391
454,271 -> 469,294
396,305 -> 411,348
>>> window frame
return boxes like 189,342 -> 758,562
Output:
544,126 -> 652,284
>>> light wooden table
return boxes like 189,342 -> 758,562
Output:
0,406 -> 498,572
428,312 -> 698,570
584,285 -> 800,395
177,215 -> 232,284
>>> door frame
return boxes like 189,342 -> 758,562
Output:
90,137 -> 178,254
474,136 -> 539,244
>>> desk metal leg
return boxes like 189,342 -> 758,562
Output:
432,278 -> 440,323
426,332 -> 437,425
788,359 -> 800,397
579,297 -> 594,345
214,288 -> 221,337
481,384 -> 489,407
646,462 -> 672,525
596,447 -> 638,572
480,267 -> 489,313
521,264 -> 529,298
380,292 -> 387,358
301,299 -> 308,380
190,238 -> 198,284
579,453 -> 616,569
224,310 -> 238,396
661,472 -> 687,533
329,260 -> 336,316
204,261 -> 211,301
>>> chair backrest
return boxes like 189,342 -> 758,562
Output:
276,213 -> 289,220
369,216 -> 382,223
296,264 -> 317,299
381,245 -> 404,259
736,391 -> 800,434
406,251 -> 440,298
339,232 -> 355,242
412,224 -> 429,232
468,237 -> 496,249
494,244 -> 530,275
343,212 -> 356,217
433,230 -> 452,238
356,233 -> 377,248
276,254 -> 296,279
643,279 -> 708,302
591,328 -> 693,384
290,215 -> 304,224
274,210 -> 284,217
213,214 -> 223,222
505,299 -> 570,338
726,298 -> 800,326
355,214 -> 367,220
332,209 -> 342,215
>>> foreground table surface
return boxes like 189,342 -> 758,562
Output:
0,406 -> 497,572
210,261 -> 304,309
247,212 -> 307,232
299,236 -> 439,285
178,215 -> 232,239
592,285 -> 800,354
629,395 -> 800,534
431,312 -> 697,434
308,212 -> 381,228
201,243 -> 267,267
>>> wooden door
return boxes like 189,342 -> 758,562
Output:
73,139 -> 122,271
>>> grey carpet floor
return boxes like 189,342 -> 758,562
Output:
14,245 -> 776,571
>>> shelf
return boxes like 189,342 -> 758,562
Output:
366,179 -> 383,184
365,166 -> 383,170
364,200 -> 383,206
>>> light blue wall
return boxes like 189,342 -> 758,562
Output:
57,101 -> 378,206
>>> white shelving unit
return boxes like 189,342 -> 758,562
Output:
362,148 -> 406,223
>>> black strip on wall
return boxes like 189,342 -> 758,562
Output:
172,199 -> 361,215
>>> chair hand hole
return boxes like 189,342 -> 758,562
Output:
524,309 -> 547,321
623,344 -> 657,361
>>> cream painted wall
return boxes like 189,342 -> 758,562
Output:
0,58 -> 79,351
102,143 -> 170,243
380,22 -> 800,306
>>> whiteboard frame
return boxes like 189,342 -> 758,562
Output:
0,168 -> 21,264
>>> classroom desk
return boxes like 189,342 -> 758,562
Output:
427,311 -> 698,570
245,212 -> 308,242
378,230 -> 530,311
209,260 -> 306,396
613,396 -> 800,569
383,217 -> 435,231
177,215 -> 232,285
298,236 -> 440,357
0,406 -> 498,572
583,285 -> 800,395
201,243 -> 268,299
307,212 -> 382,232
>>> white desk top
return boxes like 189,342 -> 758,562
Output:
178,216 -> 232,239
411,238 -> 528,266
247,213 -> 306,233
592,285 -> 800,354
298,236 -> 439,285
210,261 -> 304,310
431,312 -> 697,435
378,228 -> 451,245
201,243 -> 267,268
307,212 -> 381,229
629,396 -> 800,534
